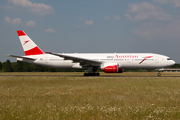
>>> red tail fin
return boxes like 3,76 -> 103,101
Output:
17,30 -> 44,56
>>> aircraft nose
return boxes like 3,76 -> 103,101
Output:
166,58 -> 175,66
172,60 -> 176,65
169,60 -> 175,66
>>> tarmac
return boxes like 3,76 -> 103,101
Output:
0,75 -> 180,77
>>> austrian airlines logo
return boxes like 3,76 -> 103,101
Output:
139,56 -> 153,64
23,40 -> 30,45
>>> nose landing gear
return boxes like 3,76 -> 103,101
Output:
157,68 -> 164,77
157,72 -> 161,77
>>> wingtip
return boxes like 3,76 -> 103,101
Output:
17,30 -> 26,36
5,54 -> 11,57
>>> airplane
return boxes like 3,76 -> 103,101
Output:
7,30 -> 175,76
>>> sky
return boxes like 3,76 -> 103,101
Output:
1,0 -> 180,63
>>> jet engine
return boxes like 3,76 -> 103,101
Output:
101,63 -> 123,73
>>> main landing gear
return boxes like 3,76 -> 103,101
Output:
84,72 -> 100,76
84,67 -> 100,76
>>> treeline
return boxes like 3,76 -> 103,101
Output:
0,60 -> 84,72
0,60 -> 179,72
169,63 -> 180,68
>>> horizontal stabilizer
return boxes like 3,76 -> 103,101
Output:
6,54 -> 36,60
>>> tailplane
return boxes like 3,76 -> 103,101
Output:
17,30 -> 44,56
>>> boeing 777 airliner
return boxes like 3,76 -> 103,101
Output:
7,30 -> 175,76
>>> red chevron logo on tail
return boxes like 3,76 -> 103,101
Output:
23,40 -> 30,45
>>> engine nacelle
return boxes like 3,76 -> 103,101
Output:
101,63 -> 123,73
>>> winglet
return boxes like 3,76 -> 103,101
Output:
17,30 -> 44,56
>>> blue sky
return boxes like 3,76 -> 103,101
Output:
1,0 -> 180,63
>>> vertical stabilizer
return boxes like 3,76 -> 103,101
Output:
17,30 -> 44,56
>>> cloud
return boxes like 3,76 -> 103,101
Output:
132,18 -> 180,39
153,0 -> 170,4
103,15 -> 121,20
4,16 -> 21,25
5,17 -> 36,27
76,25 -> 81,28
85,20 -> 94,26
4,17 -> 10,23
124,14 -> 132,20
154,0 -> 180,8
8,0 -> 54,15
126,2 -> 172,21
103,16 -> 110,20
0,5 -> 14,10
114,15 -> 120,20
44,28 -> 57,33
78,16 -> 83,21
26,21 -> 35,27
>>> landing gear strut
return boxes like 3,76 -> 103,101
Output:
84,67 -> 100,76
84,72 -> 100,76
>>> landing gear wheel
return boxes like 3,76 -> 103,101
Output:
84,73 -> 88,76
84,73 -> 100,76
157,73 -> 161,77
96,73 -> 100,76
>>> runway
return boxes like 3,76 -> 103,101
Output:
1,75 -> 180,77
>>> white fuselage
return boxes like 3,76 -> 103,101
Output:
8,30 -> 176,76
19,53 -> 175,70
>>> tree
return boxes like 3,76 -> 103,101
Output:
4,60 -> 13,72
11,62 -> 18,72
169,63 -> 180,68
16,61 -> 24,72
22,62 -> 30,72
0,61 -> 2,71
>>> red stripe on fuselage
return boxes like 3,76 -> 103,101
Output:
24,46 -> 44,56
17,30 -> 26,36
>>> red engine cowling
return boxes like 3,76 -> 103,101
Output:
101,63 -> 123,73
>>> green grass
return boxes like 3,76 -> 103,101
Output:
0,74 -> 180,119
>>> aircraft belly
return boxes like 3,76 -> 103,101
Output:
50,61 -> 74,68
121,61 -> 165,69
34,60 -> 75,69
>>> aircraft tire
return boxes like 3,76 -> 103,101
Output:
84,73 -> 100,76
84,73 -> 88,76
157,73 -> 161,77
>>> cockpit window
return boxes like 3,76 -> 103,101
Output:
167,58 -> 172,60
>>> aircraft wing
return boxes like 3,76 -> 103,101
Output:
46,52 -> 102,66
6,54 -> 36,60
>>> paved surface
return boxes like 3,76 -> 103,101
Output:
0,75 -> 180,77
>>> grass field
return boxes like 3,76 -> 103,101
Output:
0,72 -> 180,119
